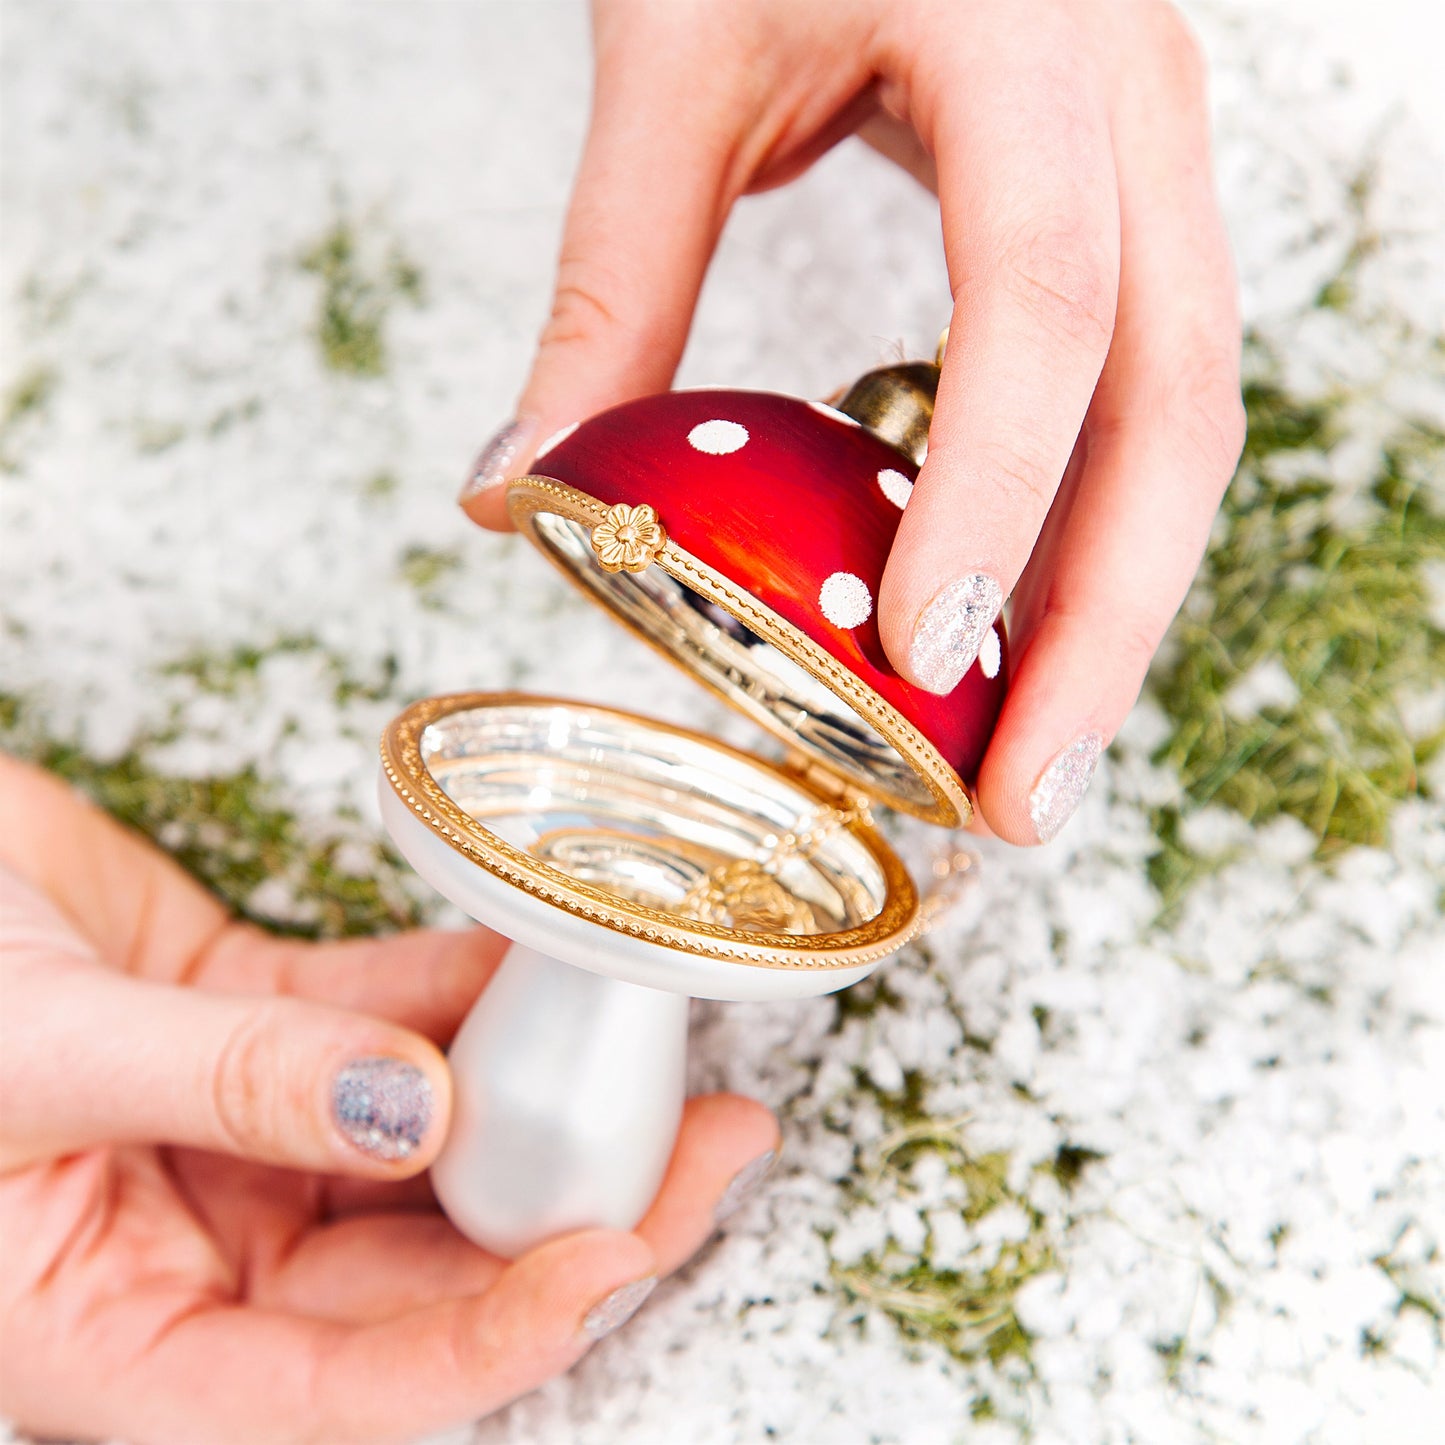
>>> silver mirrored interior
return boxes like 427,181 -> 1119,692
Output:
529,514 -> 934,811
421,702 -> 890,935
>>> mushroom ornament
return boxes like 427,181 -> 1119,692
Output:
378,349 -> 1008,1257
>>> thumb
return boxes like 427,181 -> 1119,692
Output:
2,879 -> 450,1178
458,31 -> 735,530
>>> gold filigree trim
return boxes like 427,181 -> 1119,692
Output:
591,502 -> 666,574
506,476 -> 974,827
381,691 -> 920,970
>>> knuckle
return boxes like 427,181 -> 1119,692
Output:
540,277 -> 626,353
1116,606 -> 1171,671
211,1002 -> 295,1158
1170,345 -> 1246,480
969,432 -> 1061,512
1146,3 -> 1209,94
995,221 -> 1117,355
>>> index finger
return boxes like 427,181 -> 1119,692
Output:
877,13 -> 1120,696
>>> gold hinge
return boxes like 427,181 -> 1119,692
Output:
781,750 -> 874,813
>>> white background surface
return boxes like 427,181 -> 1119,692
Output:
1257,0 -> 1445,148
2,3 -> 1443,1443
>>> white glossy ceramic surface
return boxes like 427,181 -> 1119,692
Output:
430,942 -> 689,1257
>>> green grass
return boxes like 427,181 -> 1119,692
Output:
398,544 -> 463,606
300,220 -> 423,376
0,364 -> 56,468
1145,352 -> 1445,908
0,689 -> 421,942
160,633 -> 400,707
831,1096 -> 1057,1368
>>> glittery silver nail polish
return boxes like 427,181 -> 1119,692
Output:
581,1276 -> 657,1341
908,574 -> 1004,695
459,416 -> 538,502
1029,733 -> 1104,843
715,1148 -> 777,1224
332,1058 -> 433,1161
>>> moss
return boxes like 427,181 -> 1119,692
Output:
1046,1143 -> 1105,1191
831,1099 -> 1054,1369
1154,1335 -> 1188,1383
135,419 -> 186,454
1312,164 -> 1381,313
0,694 -> 421,940
364,468 -> 399,499
388,252 -> 425,303
1146,353 -> 1445,908
300,220 -> 423,377
1,364 -> 56,468
207,397 -> 263,436
161,634 -> 399,707
398,544 -> 463,606
831,972 -> 906,1029
1373,1239 -> 1444,1327
3,365 -> 55,428
160,634 -> 323,695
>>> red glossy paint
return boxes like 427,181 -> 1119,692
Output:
533,389 -> 1008,790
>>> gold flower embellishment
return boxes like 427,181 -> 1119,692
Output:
591,502 -> 667,574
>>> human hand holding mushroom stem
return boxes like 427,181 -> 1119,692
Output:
0,756 -> 777,1443
461,0 -> 1245,845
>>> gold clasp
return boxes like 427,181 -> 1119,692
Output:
591,502 -> 667,574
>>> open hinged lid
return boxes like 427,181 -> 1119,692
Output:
380,692 -> 919,1000
506,363 -> 1008,828
378,356 -> 1007,999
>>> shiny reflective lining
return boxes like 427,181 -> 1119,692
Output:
420,702 -> 889,936
528,514 -> 936,813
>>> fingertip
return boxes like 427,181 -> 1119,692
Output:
504,1227 -> 658,1346
974,635 -> 1111,848
458,415 -> 540,529
975,727 -> 1048,847
636,1092 -> 781,1272
686,1092 -> 781,1166
328,1037 -> 453,1179
459,485 -> 516,532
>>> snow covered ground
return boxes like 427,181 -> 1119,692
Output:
2,3 -> 1442,1442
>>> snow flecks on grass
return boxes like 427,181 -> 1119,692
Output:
2,3 -> 1444,1441
397,544 -> 464,609
0,683 -> 424,942
0,364 -> 56,469
1146,317 -> 1445,913
300,218 -> 424,377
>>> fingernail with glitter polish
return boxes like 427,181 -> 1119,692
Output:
332,1058 -> 434,1162
908,573 -> 1004,695
715,1148 -> 777,1224
1029,732 -> 1104,843
581,1276 -> 657,1341
459,416 -> 539,503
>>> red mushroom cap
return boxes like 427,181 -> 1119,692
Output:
519,388 -> 1007,814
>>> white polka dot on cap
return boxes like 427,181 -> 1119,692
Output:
534,420 -> 579,459
807,399 -> 862,428
687,419 -> 749,455
819,571 -> 873,629
877,468 -> 913,509
978,627 -> 1001,679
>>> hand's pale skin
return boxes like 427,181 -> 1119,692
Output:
0,756 -> 778,1444
461,0 -> 1245,843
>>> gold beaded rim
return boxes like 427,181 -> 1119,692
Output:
507,476 -> 973,828
381,690 -> 921,970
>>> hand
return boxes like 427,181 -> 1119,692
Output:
0,756 -> 778,1444
459,0 -> 1244,845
